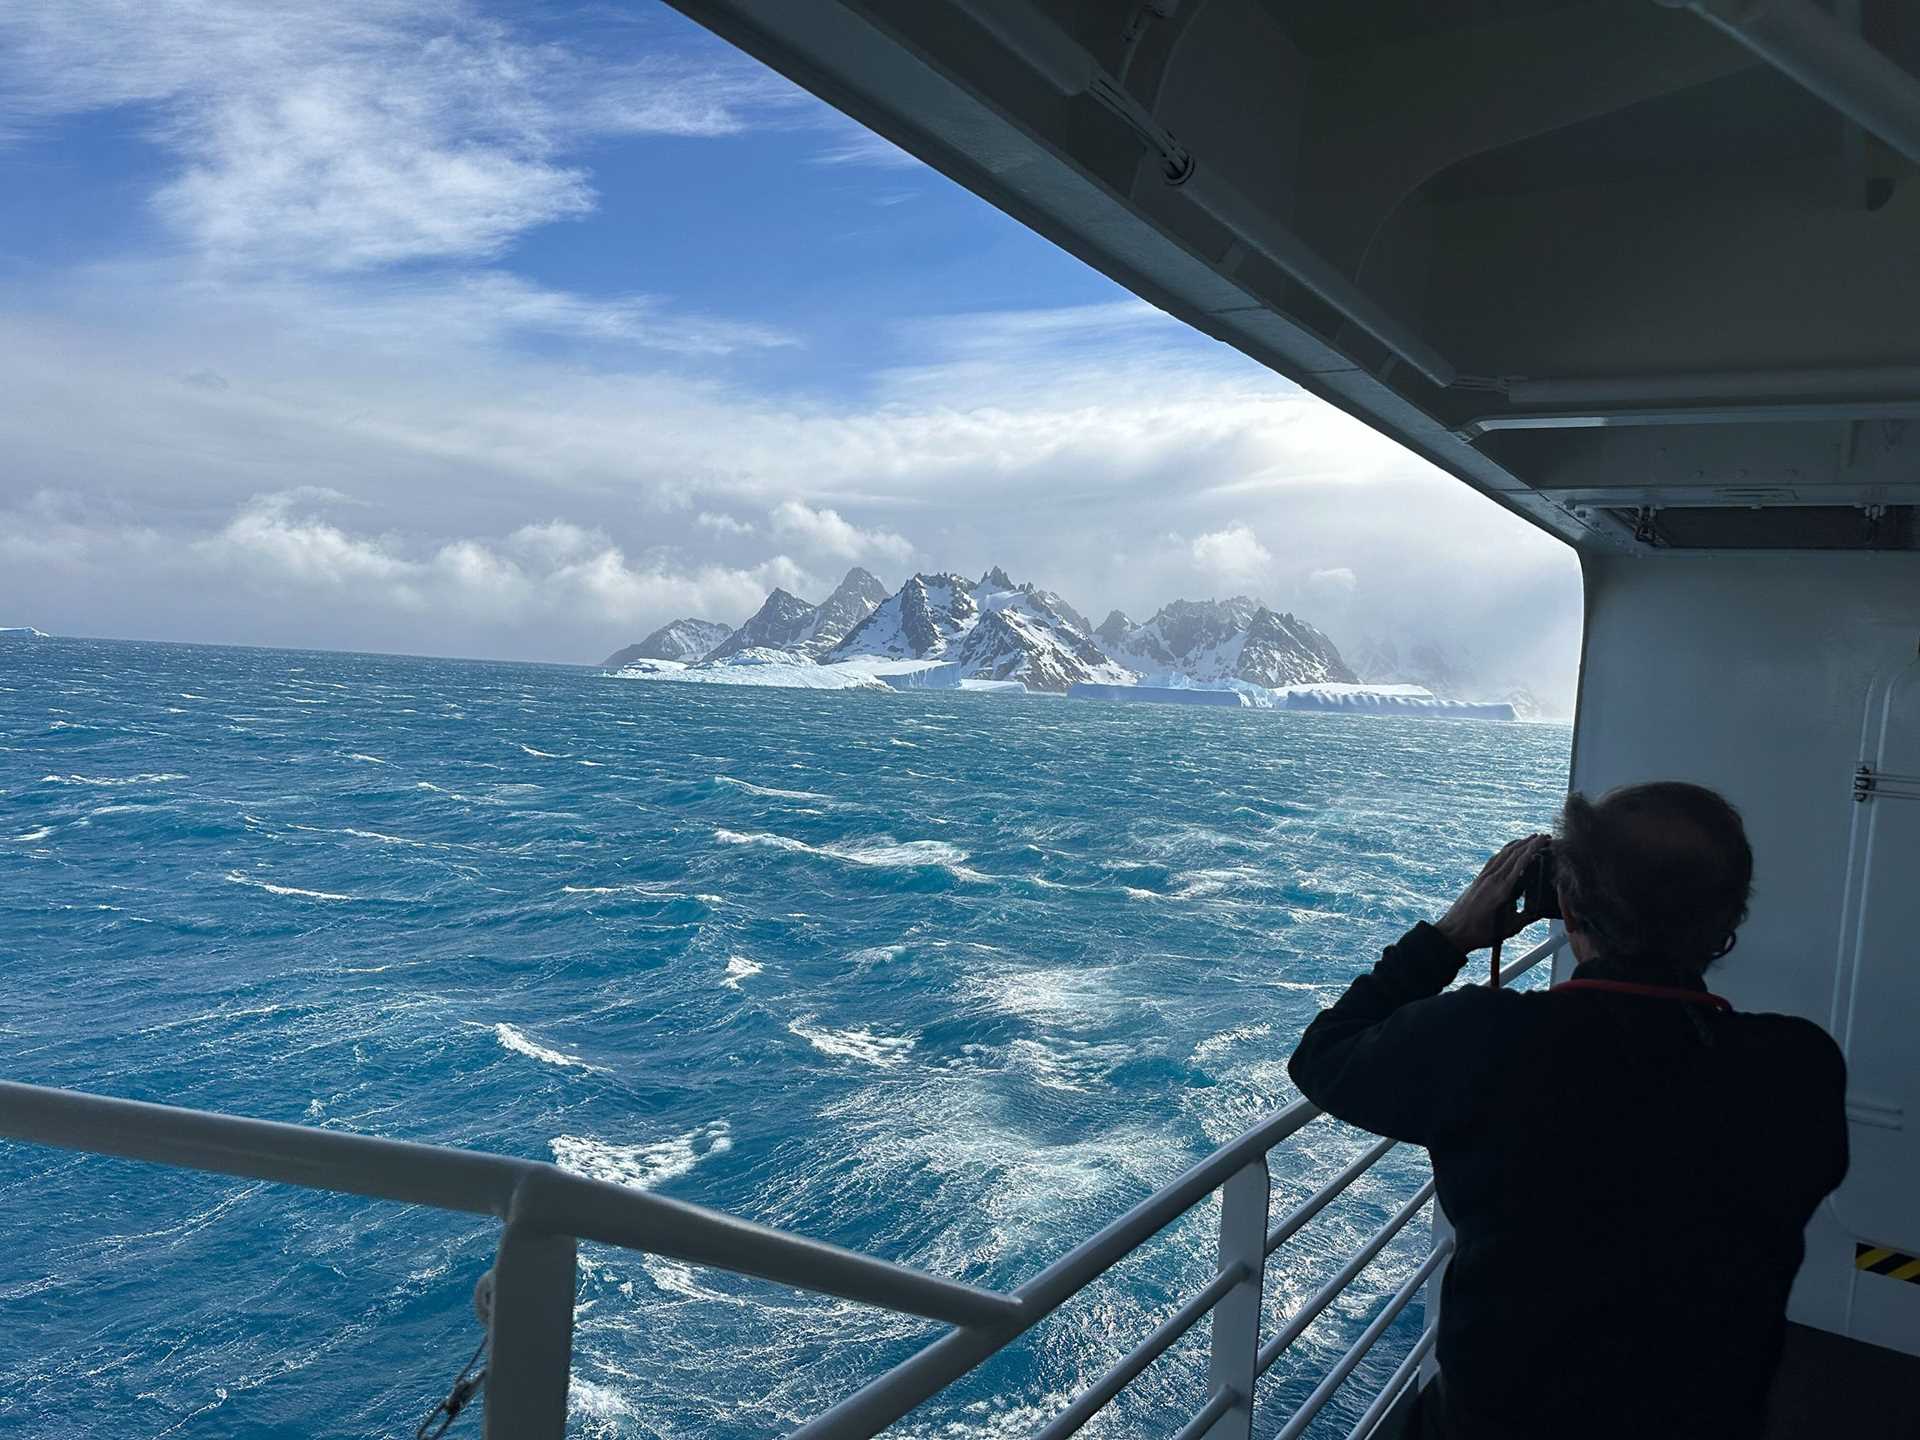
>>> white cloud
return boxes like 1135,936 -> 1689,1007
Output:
811,122 -> 923,170
3,490 -> 812,651
769,500 -> 914,564
696,512 -> 757,537
1307,566 -> 1357,596
0,1 -> 804,270
1189,523 -> 1272,581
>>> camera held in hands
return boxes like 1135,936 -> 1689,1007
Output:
1513,845 -> 1561,922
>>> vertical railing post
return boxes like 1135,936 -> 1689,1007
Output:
1203,1156 -> 1270,1440
483,1220 -> 577,1440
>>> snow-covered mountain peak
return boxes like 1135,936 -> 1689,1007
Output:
800,567 -> 891,656
601,618 -> 732,669
1104,596 -> 1354,688
832,571 -> 979,660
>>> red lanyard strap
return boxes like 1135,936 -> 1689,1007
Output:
1553,978 -> 1733,1012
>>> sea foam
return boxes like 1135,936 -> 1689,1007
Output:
715,775 -> 831,802
788,1017 -> 916,1067
550,1122 -> 733,1189
493,1022 -> 603,1072
713,828 -> 979,877
224,871 -> 353,902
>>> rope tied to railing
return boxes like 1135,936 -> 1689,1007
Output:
416,1335 -> 488,1439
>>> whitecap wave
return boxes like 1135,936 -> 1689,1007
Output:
9,827 -> 51,843
550,1122 -> 732,1189
721,955 -> 762,989
568,1375 -> 639,1434
345,753 -> 386,764
968,967 -> 1124,1027
415,780 -> 496,804
560,882 -> 692,899
713,828 -> 980,878
519,744 -> 563,758
788,1017 -> 915,1067
1171,865 -> 1263,899
715,775 -> 831,802
1191,1022 -> 1273,1062
493,1022 -> 602,1072
224,871 -> 353,901
342,827 -> 429,848
39,772 -> 185,787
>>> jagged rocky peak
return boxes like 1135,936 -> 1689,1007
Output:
1022,585 -> 1091,638
1236,608 -> 1356,687
1111,596 -> 1262,671
973,567 -> 1093,639
1103,596 -> 1354,688
949,605 -> 1133,694
1095,610 -> 1134,648
832,572 -> 981,659
705,587 -> 819,662
801,567 -> 891,657
602,618 -> 732,669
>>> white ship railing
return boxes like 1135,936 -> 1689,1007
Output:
0,932 -> 1565,1440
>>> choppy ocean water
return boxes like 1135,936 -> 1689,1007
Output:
0,637 -> 1569,1439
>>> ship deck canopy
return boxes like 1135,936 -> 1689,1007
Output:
665,0 -> 1920,553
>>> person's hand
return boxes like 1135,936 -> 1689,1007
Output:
1434,834 -> 1551,955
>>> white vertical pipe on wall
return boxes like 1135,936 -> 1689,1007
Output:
1203,1158 -> 1270,1440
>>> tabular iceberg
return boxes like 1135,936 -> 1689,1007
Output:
611,649 -> 890,691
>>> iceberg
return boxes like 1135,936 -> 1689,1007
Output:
611,649 -> 891,691
861,660 -> 1029,694
1069,677 -> 1514,720
1274,684 -> 1516,720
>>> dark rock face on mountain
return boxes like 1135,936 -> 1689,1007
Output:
603,618 -> 732,669
833,567 -> 1131,692
1108,597 -> 1261,673
948,604 -> 1130,692
834,572 -> 981,659
705,588 -> 819,662
1104,596 -> 1354,687
1094,610 -> 1134,649
800,567 -> 890,657
1236,609 -> 1355,687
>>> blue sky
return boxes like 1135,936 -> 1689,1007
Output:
0,0 -> 1580,706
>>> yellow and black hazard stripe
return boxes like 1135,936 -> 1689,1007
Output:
1855,1243 -> 1920,1284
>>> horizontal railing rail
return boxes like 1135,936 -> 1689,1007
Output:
0,929 -> 1567,1440
0,1082 -> 1019,1331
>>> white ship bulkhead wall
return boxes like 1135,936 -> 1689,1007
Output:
1569,550 -> 1920,1355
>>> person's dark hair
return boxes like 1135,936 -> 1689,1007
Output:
1553,781 -> 1753,977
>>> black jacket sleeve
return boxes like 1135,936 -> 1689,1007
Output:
1287,922 -> 1513,1146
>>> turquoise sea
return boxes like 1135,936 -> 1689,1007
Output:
0,637 -> 1568,1438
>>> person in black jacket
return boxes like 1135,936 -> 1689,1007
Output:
1288,782 -> 1848,1440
